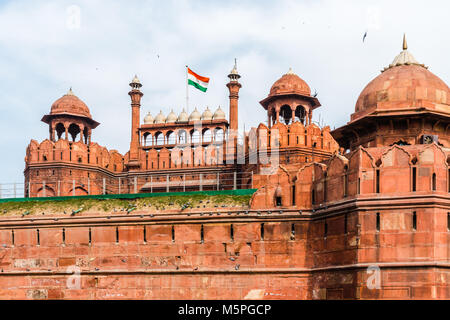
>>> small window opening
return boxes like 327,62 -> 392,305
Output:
292,185 -> 296,206
200,224 -> 204,244
376,169 -> 380,193
260,223 -> 265,240
344,214 -> 348,234
447,213 -> 450,232
432,173 -> 437,191
276,196 -> 282,207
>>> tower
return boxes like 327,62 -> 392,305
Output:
332,34 -> 450,150
259,68 -> 320,128
128,75 -> 143,170
226,59 -> 242,134
41,88 -> 100,144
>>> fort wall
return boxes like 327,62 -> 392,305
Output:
0,198 -> 448,299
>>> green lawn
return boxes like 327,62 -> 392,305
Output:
0,193 -> 253,216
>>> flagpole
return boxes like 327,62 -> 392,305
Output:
185,65 -> 189,114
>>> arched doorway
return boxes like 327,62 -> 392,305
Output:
279,105 -> 292,125
55,123 -> 65,140
68,124 -> 80,142
295,106 -> 307,124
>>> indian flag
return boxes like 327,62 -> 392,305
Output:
187,67 -> 209,92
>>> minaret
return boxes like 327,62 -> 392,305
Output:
128,75 -> 143,169
226,59 -> 242,133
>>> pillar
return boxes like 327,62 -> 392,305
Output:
49,123 -> 55,142
128,76 -> 143,170
291,105 -> 296,123
64,124 -> 69,140
226,60 -> 242,134
79,124 -> 84,143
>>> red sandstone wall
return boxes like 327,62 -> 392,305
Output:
0,217 -> 319,299
0,204 -> 447,299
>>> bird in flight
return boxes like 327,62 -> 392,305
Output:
363,31 -> 368,42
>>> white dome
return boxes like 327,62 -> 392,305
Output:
201,107 -> 213,120
154,110 -> 166,124
143,112 -> 154,124
383,34 -> 427,72
178,109 -> 189,122
213,106 -> 226,120
189,108 -> 201,122
166,110 -> 177,123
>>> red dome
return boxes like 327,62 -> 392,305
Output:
269,71 -> 311,97
353,64 -> 449,121
50,90 -> 92,119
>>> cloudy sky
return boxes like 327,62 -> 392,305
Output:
0,0 -> 448,186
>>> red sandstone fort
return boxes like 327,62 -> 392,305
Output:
0,36 -> 449,299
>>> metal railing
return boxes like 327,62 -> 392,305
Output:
0,183 -> 25,199
2,171 -> 255,199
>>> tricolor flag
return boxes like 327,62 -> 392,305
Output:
187,67 -> 210,92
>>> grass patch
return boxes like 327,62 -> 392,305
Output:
0,194 -> 252,216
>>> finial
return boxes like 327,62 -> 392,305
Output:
67,87 -> 74,96
129,74 -> 142,88
381,34 -> 428,72
286,67 -> 295,75
229,58 -> 239,76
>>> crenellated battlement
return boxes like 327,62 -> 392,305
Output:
250,142 -> 449,210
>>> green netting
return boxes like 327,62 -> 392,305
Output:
0,189 -> 257,204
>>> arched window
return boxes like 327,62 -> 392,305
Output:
203,129 -> 212,143
155,132 -> 164,145
68,123 -> 80,142
214,128 -> 224,142
178,130 -> 187,144
55,123 -> 65,140
143,133 -> 152,146
191,130 -> 201,144
279,105 -> 292,125
167,131 -> 176,145
295,106 -> 306,124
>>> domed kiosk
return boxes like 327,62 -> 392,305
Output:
333,35 -> 450,150
41,88 -> 100,143
260,68 -> 321,126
